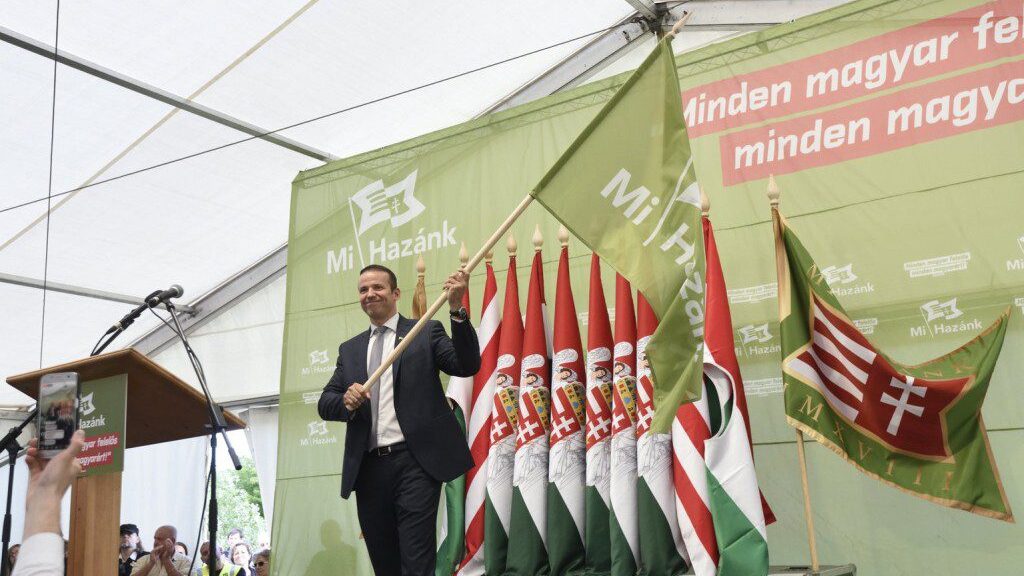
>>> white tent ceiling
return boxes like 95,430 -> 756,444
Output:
0,0 -> 843,405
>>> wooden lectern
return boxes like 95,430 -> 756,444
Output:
6,348 -> 245,576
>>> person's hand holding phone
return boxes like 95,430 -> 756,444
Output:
22,430 -> 85,539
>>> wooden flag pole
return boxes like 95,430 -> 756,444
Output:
362,194 -> 534,392
666,11 -> 693,38
768,175 -> 820,572
796,430 -> 820,572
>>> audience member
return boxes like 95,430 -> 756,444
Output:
198,542 -> 241,576
119,524 -> 148,576
173,543 -> 188,558
224,530 -> 243,556
251,551 -> 269,576
10,430 -> 84,576
129,526 -> 190,576
229,544 -> 252,576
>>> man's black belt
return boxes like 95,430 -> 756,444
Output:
369,442 -> 406,456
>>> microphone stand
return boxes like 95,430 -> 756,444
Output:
0,410 -> 36,576
162,301 -> 241,576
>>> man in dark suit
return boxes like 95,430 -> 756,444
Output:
318,264 -> 478,576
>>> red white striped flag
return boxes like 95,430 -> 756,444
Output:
547,241 -> 586,575
456,261 -> 500,576
584,254 -> 614,574
671,377 -> 717,576
484,252 -> 523,576
507,247 -> 551,575
636,293 -> 688,575
609,274 -> 639,576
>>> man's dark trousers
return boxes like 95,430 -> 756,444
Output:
355,448 -> 440,576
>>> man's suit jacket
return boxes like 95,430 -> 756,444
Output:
318,314 -> 479,499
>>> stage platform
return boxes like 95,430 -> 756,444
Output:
768,565 -> 856,575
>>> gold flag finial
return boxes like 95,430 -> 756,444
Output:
533,224 -> 544,251
507,234 -> 518,256
767,174 -> 781,208
459,242 -> 469,268
485,247 -> 494,264
416,254 -> 425,276
700,185 -> 710,216
558,225 -> 569,247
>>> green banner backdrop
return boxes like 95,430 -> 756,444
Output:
275,0 -> 1024,573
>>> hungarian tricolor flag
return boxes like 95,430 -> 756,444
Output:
531,36 -> 705,433
456,260 -> 501,576
702,215 -> 770,576
485,251 -> 523,575
584,255 -> 614,575
548,241 -> 587,575
507,247 -> 552,575
609,274 -> 639,576
773,198 -> 1013,521
635,294 -> 687,575
438,286 -> 472,575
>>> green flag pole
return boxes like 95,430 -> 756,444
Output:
362,194 -> 534,392
769,175 -> 820,572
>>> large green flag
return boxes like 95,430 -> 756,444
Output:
530,36 -> 705,433
773,206 -> 1014,521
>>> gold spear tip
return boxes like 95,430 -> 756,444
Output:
507,234 -> 518,256
699,184 -> 710,216
416,254 -> 425,275
459,242 -> 468,266
485,247 -> 494,264
558,225 -> 569,247
532,224 -> 543,250
767,174 -> 780,207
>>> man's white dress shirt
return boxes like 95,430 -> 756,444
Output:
368,313 -> 405,449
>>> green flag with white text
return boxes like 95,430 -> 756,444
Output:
530,37 -> 705,433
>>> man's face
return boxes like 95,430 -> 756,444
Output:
358,270 -> 400,323
200,543 -> 220,565
152,527 -> 174,551
120,532 -> 138,550
226,533 -> 242,550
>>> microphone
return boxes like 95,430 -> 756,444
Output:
107,285 -> 184,334
146,284 -> 184,307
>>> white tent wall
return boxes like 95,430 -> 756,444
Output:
241,406 -> 279,535
120,436 -> 207,555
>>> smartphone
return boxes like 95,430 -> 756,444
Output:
37,372 -> 80,459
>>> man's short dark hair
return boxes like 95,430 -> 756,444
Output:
227,528 -> 244,539
120,524 -> 139,536
359,264 -> 399,290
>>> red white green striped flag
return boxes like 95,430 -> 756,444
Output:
548,241 -> 587,575
456,261 -> 500,576
635,294 -> 688,575
507,248 -> 551,575
609,274 -> 639,576
584,254 -> 614,575
702,216 -> 770,576
438,288 -> 473,575
485,253 -> 523,575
